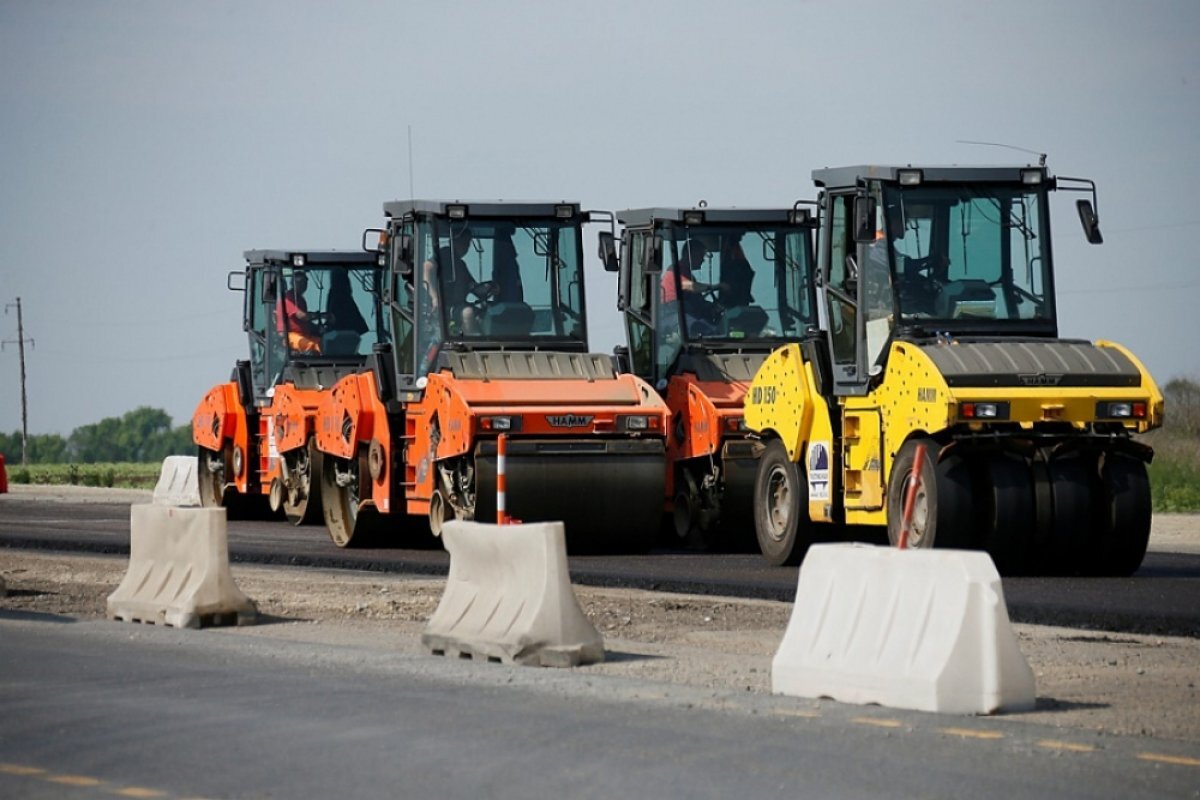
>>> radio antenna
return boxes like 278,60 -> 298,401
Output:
407,125 -> 415,200
957,140 -> 1047,167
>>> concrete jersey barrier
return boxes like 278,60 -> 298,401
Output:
152,455 -> 201,506
107,504 -> 257,628
772,543 -> 1035,715
423,520 -> 604,667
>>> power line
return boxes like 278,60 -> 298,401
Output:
1105,220 -> 1200,233
28,347 -> 233,364
1059,279 -> 1200,295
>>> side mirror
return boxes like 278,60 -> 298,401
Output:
226,270 -> 246,292
1076,200 -> 1103,244
853,196 -> 877,243
645,234 -> 663,274
598,231 -> 619,272
362,228 -> 386,253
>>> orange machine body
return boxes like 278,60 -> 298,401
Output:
608,206 -> 820,547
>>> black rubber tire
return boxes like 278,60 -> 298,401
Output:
1030,459 -> 1055,576
1092,454 -> 1152,577
886,438 -> 973,551
283,438 -> 324,527
1043,456 -> 1097,576
754,439 -> 811,566
976,453 -> 1036,575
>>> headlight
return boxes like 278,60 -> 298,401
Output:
619,415 -> 660,432
1096,401 -> 1147,420
959,402 -> 1010,420
480,416 -> 515,431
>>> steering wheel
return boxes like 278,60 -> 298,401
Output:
691,284 -> 725,325
469,281 -> 500,303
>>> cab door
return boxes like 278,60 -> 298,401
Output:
819,191 -> 887,520
619,229 -> 657,384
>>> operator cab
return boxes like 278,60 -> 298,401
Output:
240,250 -> 388,401
813,165 -> 1102,393
376,201 -> 593,391
608,207 -> 819,387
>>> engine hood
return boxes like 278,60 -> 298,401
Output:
917,339 -> 1142,388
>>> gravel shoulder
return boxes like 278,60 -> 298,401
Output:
2,485 -> 1199,745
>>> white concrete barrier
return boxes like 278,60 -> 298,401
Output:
772,544 -> 1035,714
152,455 -> 201,507
107,504 -> 257,628
422,520 -> 604,667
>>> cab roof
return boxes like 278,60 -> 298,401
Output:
812,164 -> 1049,190
382,200 -> 582,220
616,207 -> 812,227
243,250 -> 377,266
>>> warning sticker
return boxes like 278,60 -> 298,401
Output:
807,441 -> 830,501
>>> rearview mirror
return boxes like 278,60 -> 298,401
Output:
598,231 -> 619,272
392,233 -> 414,276
645,235 -> 663,274
853,196 -> 876,243
1076,200 -> 1103,245
262,271 -> 279,304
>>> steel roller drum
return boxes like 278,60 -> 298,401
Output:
711,441 -> 760,551
473,438 -> 665,554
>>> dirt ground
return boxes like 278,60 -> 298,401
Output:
2,485 -> 1198,745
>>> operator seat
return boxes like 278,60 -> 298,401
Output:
321,330 -> 362,356
936,280 -> 995,319
482,302 -> 535,336
721,305 -> 769,338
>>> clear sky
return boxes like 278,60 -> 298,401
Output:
1,0 -> 1197,435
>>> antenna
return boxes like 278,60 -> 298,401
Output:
957,140 -> 1047,167
407,125 -> 415,201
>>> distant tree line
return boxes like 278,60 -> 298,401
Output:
1165,377 -> 1200,438
0,406 -> 193,465
0,379 -> 1196,467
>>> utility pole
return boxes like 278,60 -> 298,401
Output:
3,297 -> 34,466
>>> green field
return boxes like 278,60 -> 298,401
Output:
5,462 -> 161,489
1144,433 -> 1200,513
4,446 -> 1196,512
